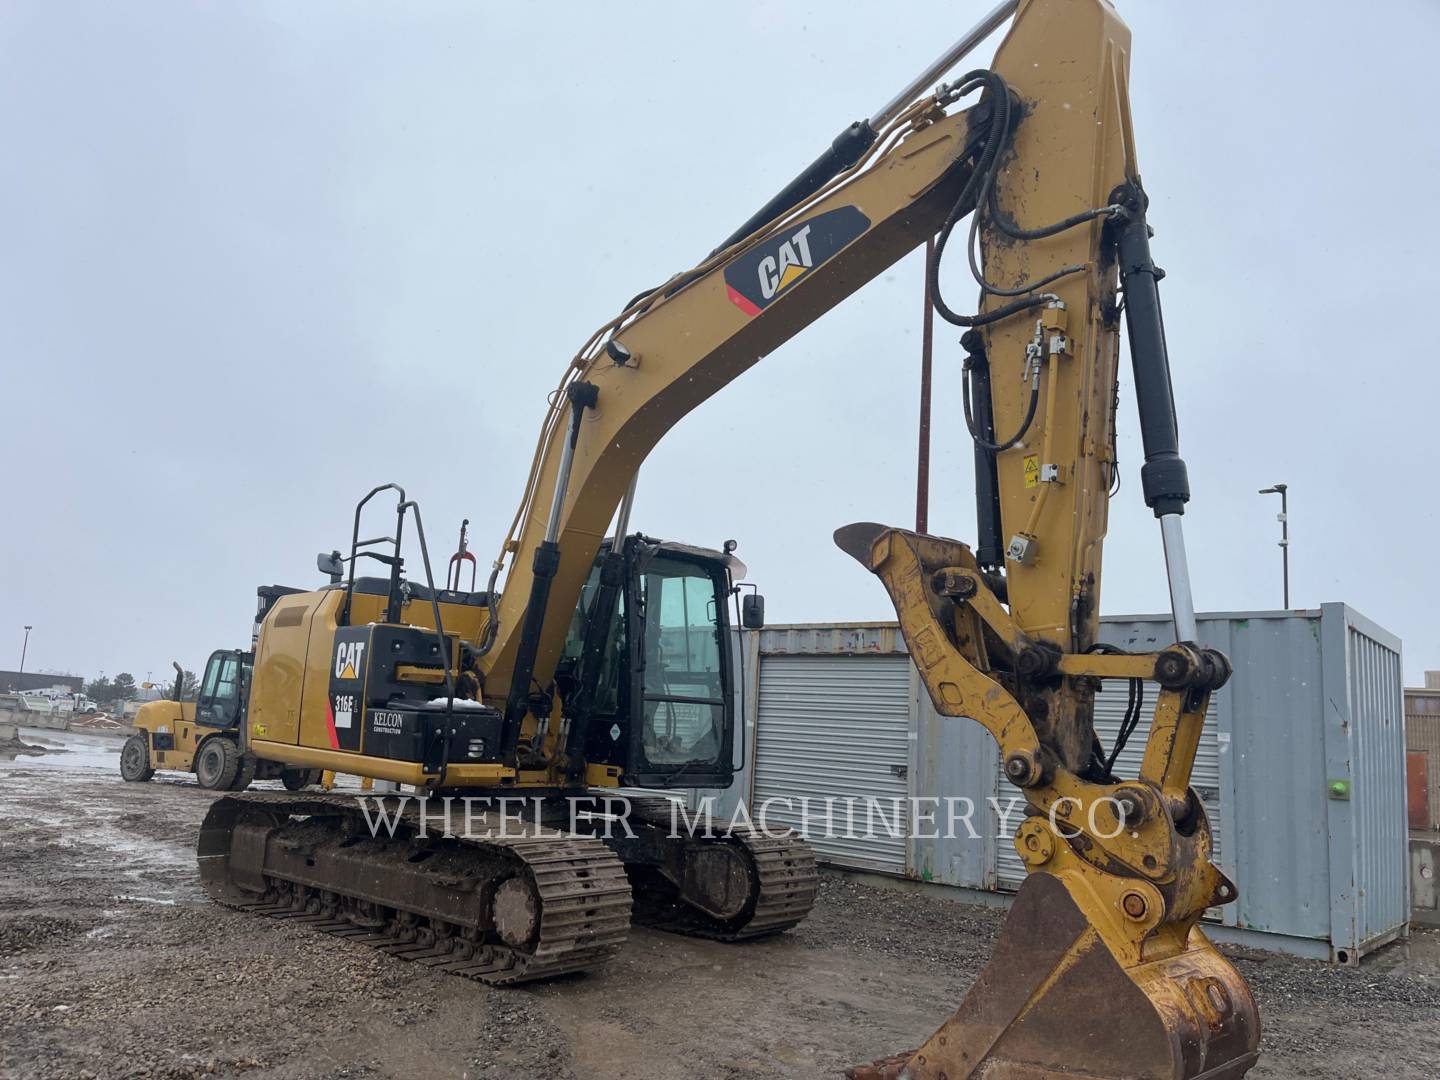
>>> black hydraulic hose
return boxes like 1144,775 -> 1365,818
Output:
965,209 -> 1087,296
501,545 -> 559,762
1105,679 -> 1145,777
1083,644 -> 1146,779
927,72 -> 1021,329
940,290 -> 1057,328
962,360 -> 1039,453
474,560 -> 502,657
1103,678 -> 1137,776
622,285 -> 657,312
952,83 -> 1090,300
986,180 -> 1119,242
928,70 -> 1117,325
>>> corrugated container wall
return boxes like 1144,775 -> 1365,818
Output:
1405,687 -> 1440,831
712,606 -> 1408,963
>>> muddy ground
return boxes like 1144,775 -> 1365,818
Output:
1,730 -> 1437,1080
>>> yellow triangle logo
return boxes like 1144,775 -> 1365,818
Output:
778,263 -> 806,291
339,662 -> 357,680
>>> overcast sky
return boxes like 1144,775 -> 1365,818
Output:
3,1 -> 1437,687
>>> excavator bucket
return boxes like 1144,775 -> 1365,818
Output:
848,873 -> 1259,1080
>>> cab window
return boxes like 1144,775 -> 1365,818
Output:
637,557 -> 725,768
214,657 -> 240,702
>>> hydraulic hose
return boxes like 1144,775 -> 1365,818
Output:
962,361 -> 1039,453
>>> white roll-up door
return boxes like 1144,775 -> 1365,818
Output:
996,684 -> 1223,889
752,654 -> 912,874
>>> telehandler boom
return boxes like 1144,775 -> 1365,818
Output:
197,1 -> 1260,1075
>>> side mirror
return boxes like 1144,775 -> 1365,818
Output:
741,593 -> 765,629
317,550 -> 345,582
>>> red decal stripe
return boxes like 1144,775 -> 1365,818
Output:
726,284 -> 761,317
324,696 -> 340,750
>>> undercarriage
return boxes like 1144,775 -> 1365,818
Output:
197,791 -> 816,985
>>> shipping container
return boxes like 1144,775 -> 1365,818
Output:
714,605 -> 1409,963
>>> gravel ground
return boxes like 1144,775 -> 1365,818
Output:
2,731 -> 1437,1079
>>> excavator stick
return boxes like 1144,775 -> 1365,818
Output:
839,521 -> 1259,1080
820,0 -> 1262,1071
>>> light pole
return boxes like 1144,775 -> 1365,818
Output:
1258,485 -> 1289,608
20,626 -> 33,674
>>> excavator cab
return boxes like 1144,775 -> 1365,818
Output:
558,536 -> 740,788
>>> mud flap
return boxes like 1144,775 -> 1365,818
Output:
849,873 -> 1258,1080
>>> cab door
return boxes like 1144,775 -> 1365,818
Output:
195,651 -> 247,730
624,551 -> 735,787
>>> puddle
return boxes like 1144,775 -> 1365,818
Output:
10,728 -> 123,772
112,895 -> 178,906
3,727 -> 369,789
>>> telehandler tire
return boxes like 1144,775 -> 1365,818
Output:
230,753 -> 257,792
280,768 -> 322,791
195,737 -> 241,790
120,734 -> 154,782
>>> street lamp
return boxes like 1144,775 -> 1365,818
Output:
20,626 -> 33,674
1258,485 -> 1289,608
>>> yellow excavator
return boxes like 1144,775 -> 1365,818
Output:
194,1 -> 1260,1075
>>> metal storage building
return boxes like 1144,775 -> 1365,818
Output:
1405,678 -> 1440,831
1405,676 -> 1440,927
712,605 -> 1409,963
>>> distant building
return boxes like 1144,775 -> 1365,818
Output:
0,670 -> 84,694
1406,673 -> 1440,832
1409,673 -> 1440,927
